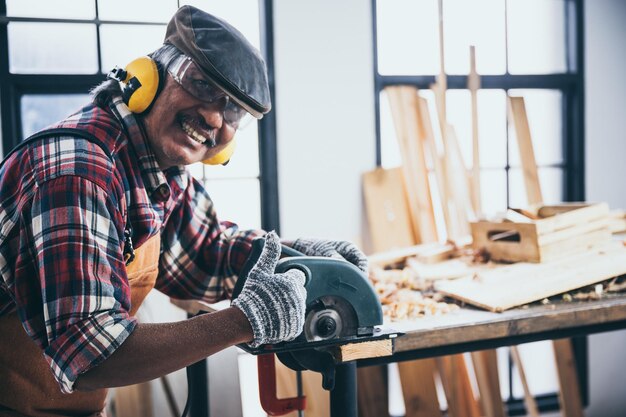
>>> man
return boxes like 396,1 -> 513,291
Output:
0,5 -> 367,416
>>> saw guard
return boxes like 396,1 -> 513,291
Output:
257,354 -> 306,416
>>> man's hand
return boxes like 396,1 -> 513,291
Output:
232,232 -> 307,347
291,238 -> 369,273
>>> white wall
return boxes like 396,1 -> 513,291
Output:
585,0 -> 626,416
273,0 -> 376,245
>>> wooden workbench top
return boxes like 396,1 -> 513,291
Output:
388,293 -> 626,353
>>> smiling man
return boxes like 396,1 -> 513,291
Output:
0,5 -> 368,417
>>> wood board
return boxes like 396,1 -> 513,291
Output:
471,350 -> 505,417
553,338 -> 585,417
434,240 -> 626,312
508,96 -> 542,206
386,86 -> 438,243
362,167 -> 416,253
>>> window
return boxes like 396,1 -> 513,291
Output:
373,0 -> 585,414
0,0 -> 279,231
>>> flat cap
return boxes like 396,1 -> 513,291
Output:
165,5 -> 271,118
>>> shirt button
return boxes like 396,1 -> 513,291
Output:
156,185 -> 170,201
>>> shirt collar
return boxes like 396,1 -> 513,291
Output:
108,95 -> 171,201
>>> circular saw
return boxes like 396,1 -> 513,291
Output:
232,238 -> 400,415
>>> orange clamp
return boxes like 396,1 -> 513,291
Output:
257,353 -> 306,416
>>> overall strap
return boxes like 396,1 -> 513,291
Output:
1,127 -> 114,166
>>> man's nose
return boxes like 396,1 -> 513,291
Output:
198,103 -> 224,130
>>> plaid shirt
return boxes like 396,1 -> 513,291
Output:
0,94 -> 263,393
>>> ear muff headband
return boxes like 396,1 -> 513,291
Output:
108,56 -> 160,114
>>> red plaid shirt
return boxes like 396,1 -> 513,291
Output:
0,94 -> 263,393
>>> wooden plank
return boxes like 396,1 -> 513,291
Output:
362,167 -> 416,252
538,202 -> 603,218
357,366 -> 390,417
509,347 -> 540,417
534,202 -> 609,235
435,241 -> 626,312
553,339 -> 585,417
398,359 -> 442,417
333,339 -> 393,363
468,45 -> 482,218
470,350 -> 505,417
386,86 -> 438,243
436,355 -> 480,417
508,96 -> 543,206
368,237 -> 471,268
417,97 -> 452,237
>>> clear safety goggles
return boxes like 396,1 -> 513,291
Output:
167,56 -> 252,129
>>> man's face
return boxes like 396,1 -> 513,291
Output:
141,73 -> 237,169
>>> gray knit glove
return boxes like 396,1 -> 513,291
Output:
291,238 -> 368,273
232,232 -> 307,348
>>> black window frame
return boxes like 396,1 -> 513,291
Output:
371,0 -> 587,414
0,0 -> 280,232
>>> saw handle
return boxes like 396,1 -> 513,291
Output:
258,354 -> 306,416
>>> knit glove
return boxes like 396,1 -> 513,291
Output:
232,232 -> 307,347
291,238 -> 368,273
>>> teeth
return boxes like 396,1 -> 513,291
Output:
181,121 -> 207,144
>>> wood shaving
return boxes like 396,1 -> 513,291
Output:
369,267 -> 460,320
382,289 -> 460,321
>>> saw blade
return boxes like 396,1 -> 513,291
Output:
304,295 -> 358,342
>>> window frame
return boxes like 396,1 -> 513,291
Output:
371,0 -> 587,414
0,0 -> 280,232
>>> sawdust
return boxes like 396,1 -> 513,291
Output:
369,266 -> 460,321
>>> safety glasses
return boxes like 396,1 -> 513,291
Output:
167,56 -> 252,129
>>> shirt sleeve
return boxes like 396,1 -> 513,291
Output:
156,176 -> 265,302
26,175 -> 137,393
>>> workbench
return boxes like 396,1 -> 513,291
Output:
176,291 -> 626,417
329,293 -> 626,417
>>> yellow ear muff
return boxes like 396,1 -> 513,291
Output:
116,56 -> 160,114
203,140 -> 236,166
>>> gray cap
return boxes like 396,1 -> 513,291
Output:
164,5 -> 271,118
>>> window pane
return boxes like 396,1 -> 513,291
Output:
509,167 -> 563,207
379,90 -> 402,169
8,23 -> 98,74
181,0 -> 261,49
7,0 -> 95,19
509,90 -> 563,167
21,94 -> 89,138
100,24 -> 167,73
478,89 -> 507,169
446,89 -> 508,170
98,0 -> 178,23
443,0 -> 506,74
512,342 -> 559,396
507,0 -> 567,74
446,90 -> 472,167
538,167 -> 564,205
376,0 -> 439,75
204,178 -> 262,230
481,169 -> 507,216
